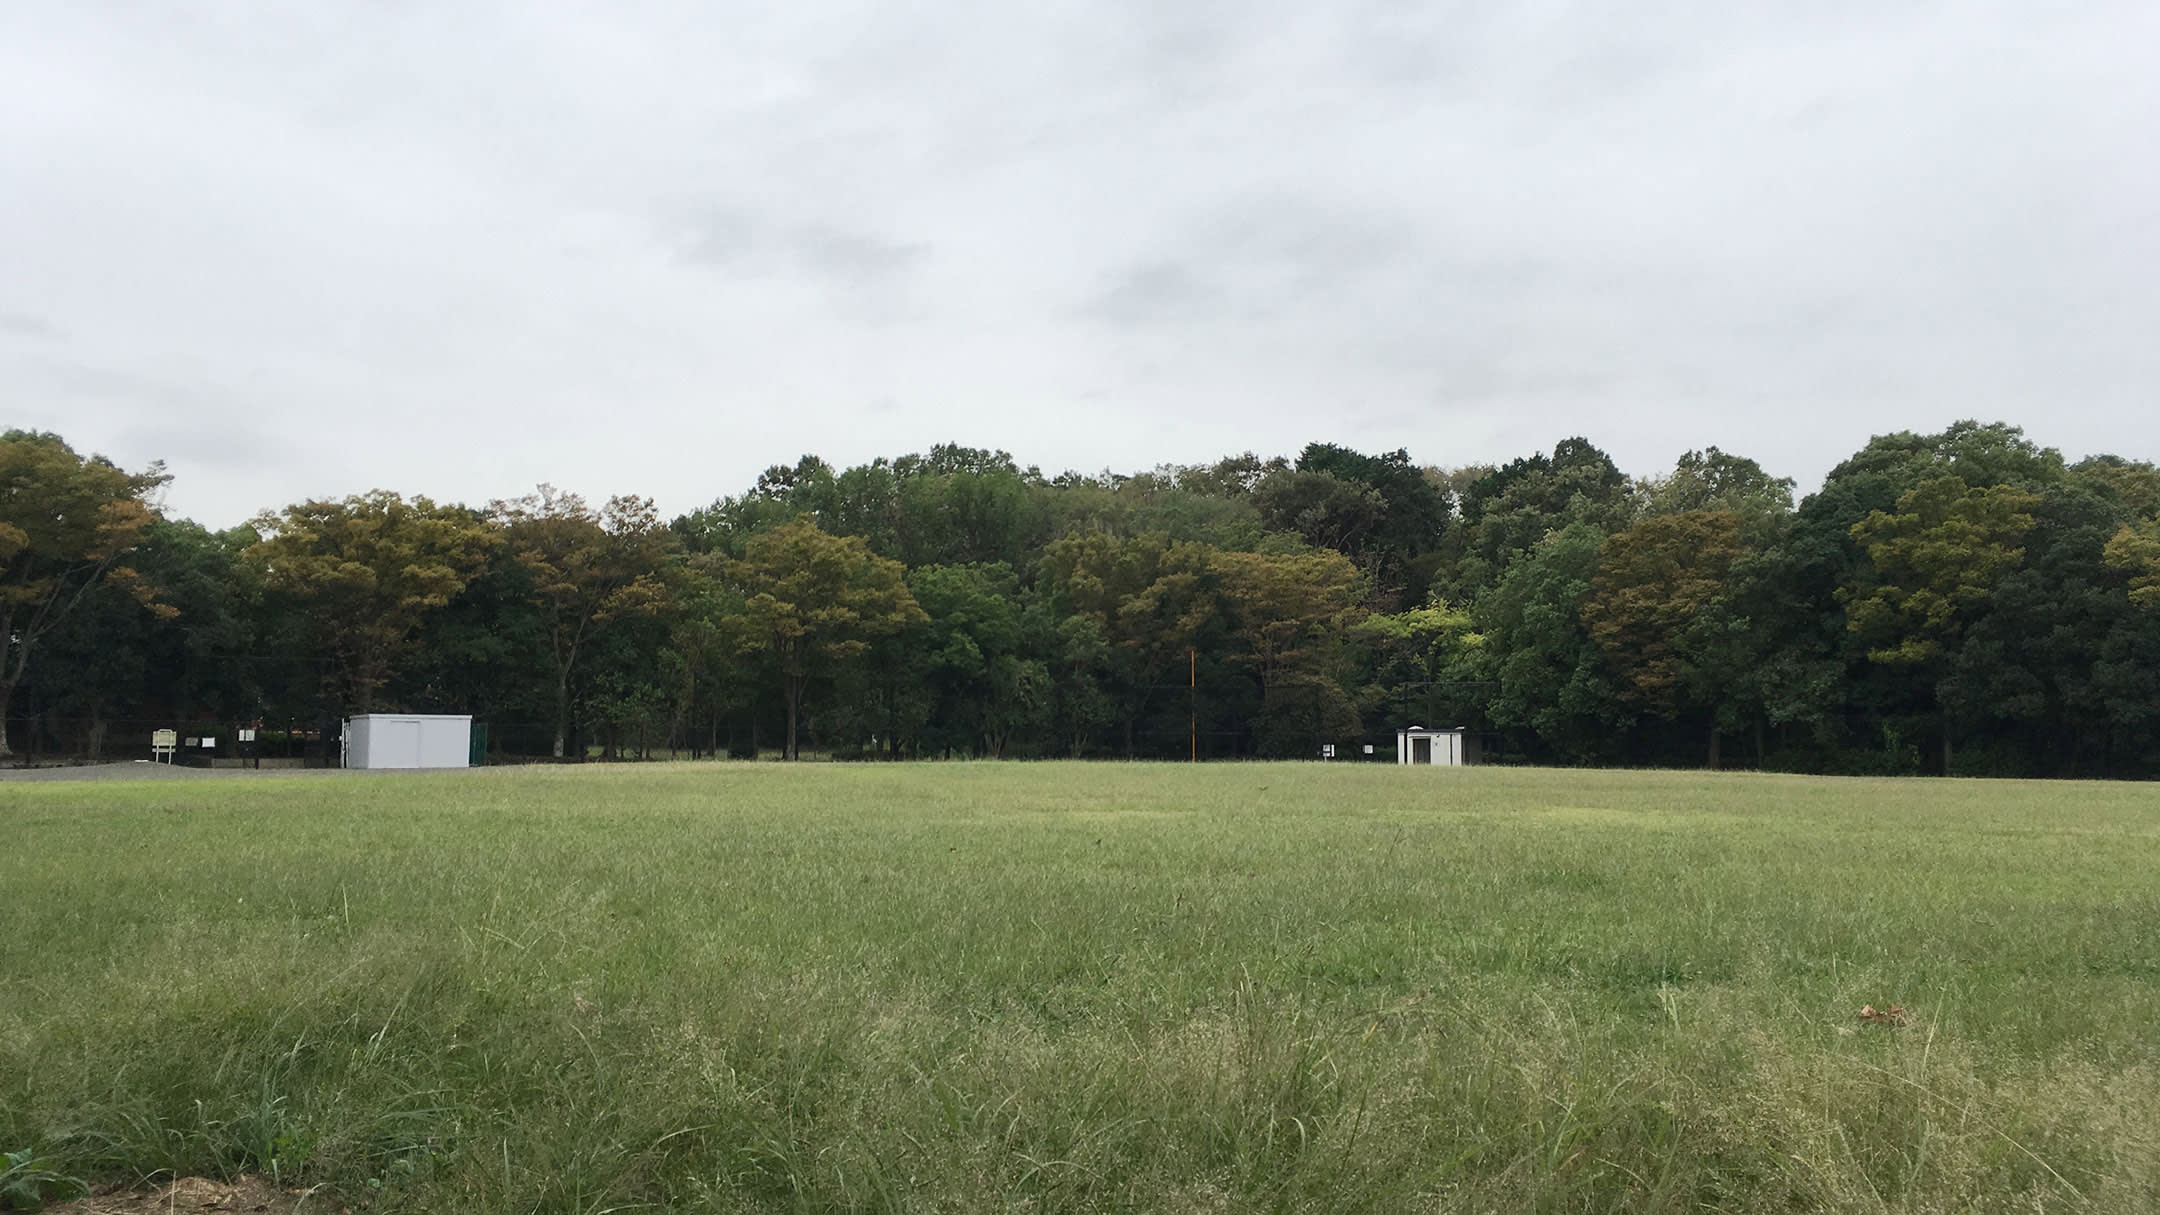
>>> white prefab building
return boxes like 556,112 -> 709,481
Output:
1397,726 -> 1471,766
343,714 -> 472,769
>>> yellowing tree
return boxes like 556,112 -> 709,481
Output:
723,517 -> 924,759
248,491 -> 495,712
1843,477 -> 2040,666
492,486 -> 675,757
2104,519 -> 2160,608
1582,512 -> 1744,711
0,431 -> 170,757
1580,510 -> 1748,764
1213,548 -> 1367,754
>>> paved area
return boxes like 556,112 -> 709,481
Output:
0,762 -> 345,782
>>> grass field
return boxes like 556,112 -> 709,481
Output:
3,763 -> 2157,1213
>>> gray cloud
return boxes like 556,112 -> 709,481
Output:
1086,197 -> 1422,328
2,1 -> 2156,525
793,227 -> 926,282
0,311 -> 60,341
1088,263 -> 1226,328
677,209 -> 925,285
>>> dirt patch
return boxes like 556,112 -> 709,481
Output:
42,1175 -> 323,1215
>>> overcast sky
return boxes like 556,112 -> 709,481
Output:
5,2 -> 2157,528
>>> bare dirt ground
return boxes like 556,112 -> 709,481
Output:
43,1176 -> 320,1214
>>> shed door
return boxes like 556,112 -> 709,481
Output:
384,718 -> 423,768
1411,736 -> 1431,764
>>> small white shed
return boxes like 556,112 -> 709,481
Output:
1397,726 -> 1471,766
343,714 -> 472,770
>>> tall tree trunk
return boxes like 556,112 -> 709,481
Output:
0,676 -> 17,761
553,673 -> 570,758
0,621 -> 44,760
350,643 -> 388,715
0,608 -> 16,758
785,674 -> 804,760
1706,720 -> 1721,769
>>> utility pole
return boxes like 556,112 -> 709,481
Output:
1189,647 -> 1197,762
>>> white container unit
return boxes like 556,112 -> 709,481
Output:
1396,726 -> 1470,766
343,714 -> 472,769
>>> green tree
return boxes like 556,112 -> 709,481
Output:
1475,522 -> 1628,762
0,430 -> 170,757
1928,476 -> 2139,776
1445,437 -> 1633,597
886,446 -> 1046,569
1030,464 -> 1265,551
492,486 -> 676,757
398,537 -> 554,744
1842,476 -> 2040,769
1581,511 -> 1751,764
1292,443 -> 1451,598
1252,469 -> 1388,559
656,556 -> 749,758
1048,614 -> 1117,756
908,563 -> 1051,757
1739,421 -> 2066,772
1169,452 -> 1286,498
670,454 -> 835,560
1634,448 -> 1794,537
581,608 -> 680,759
2068,455 -> 2160,518
1355,600 -> 1483,735
723,517 -> 925,760
247,491 -> 495,713
1213,548 -> 1367,755
27,519 -> 264,755
1040,531 -> 1222,756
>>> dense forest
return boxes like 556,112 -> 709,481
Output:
6,421 -> 2158,776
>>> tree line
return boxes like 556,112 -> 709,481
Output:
5,421 -> 2158,775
